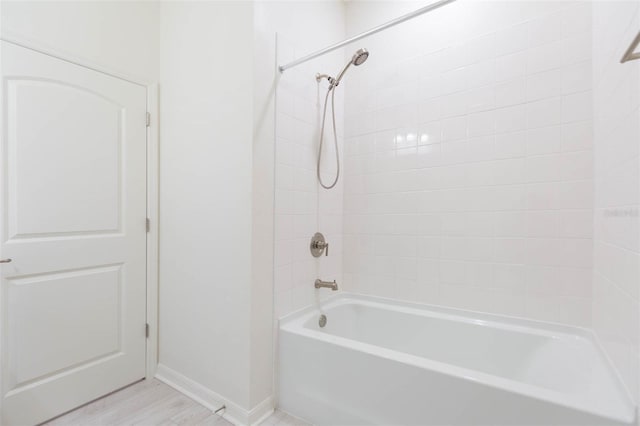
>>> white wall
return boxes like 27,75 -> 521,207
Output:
592,0 -> 640,403
0,1 -> 159,83
2,1 -> 277,419
251,0 -> 279,410
341,0 -> 594,325
157,0 -> 257,415
269,1 -> 347,319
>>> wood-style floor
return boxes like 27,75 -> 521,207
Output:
41,379 -> 309,426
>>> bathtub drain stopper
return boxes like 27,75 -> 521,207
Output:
319,314 -> 327,328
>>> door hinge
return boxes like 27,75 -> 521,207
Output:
146,218 -> 150,232
145,323 -> 150,338
146,112 -> 151,127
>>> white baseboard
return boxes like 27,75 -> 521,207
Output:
155,364 -> 274,426
247,396 -> 275,425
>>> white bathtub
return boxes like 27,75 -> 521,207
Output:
278,293 -> 636,425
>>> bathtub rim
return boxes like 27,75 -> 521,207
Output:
278,292 -> 637,425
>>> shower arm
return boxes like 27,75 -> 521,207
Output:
278,0 -> 457,73
315,62 -> 352,89
316,73 -> 337,87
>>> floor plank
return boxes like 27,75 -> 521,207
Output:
40,379 -> 310,426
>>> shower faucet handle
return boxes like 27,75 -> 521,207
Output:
318,241 -> 329,256
310,232 -> 329,257
312,240 -> 329,256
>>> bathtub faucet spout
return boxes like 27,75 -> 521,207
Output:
315,279 -> 338,291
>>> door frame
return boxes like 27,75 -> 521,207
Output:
0,36 -> 160,382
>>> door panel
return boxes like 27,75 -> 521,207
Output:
0,41 -> 147,426
7,79 -> 122,238
7,265 -> 122,388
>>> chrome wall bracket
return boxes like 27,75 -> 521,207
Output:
621,30 -> 640,63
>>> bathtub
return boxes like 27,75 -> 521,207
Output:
278,293 -> 636,425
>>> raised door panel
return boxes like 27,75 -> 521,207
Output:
6,79 -> 122,239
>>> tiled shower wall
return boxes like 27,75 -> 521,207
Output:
273,1 -> 346,318
592,0 -> 640,402
342,1 -> 594,325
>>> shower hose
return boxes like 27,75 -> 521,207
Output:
317,84 -> 340,190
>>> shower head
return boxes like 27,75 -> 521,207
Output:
352,48 -> 369,66
334,48 -> 369,87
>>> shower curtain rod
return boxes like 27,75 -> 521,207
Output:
278,0 -> 457,73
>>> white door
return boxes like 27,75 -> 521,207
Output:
0,41 -> 148,426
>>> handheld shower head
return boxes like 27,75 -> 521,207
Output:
352,48 -> 369,66
316,48 -> 370,190
334,48 -> 369,87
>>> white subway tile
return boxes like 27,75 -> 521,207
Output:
526,40 -> 563,74
527,11 -> 563,47
559,267 -> 592,298
526,210 -> 560,238
495,51 -> 528,82
494,263 -> 526,290
492,238 -> 526,263
466,59 -> 496,89
417,259 -> 440,285
526,97 -> 562,129
562,120 -> 593,152
440,260 -> 468,284
467,111 -> 496,138
526,182 -> 560,210
559,209 -> 594,238
394,257 -> 418,280
418,98 -> 442,123
562,60 -> 592,94
558,151 -> 593,181
524,265 -> 560,295
439,92 -> 468,118
526,69 -> 562,102
493,211 -> 526,237
420,75 -> 443,100
440,66 -> 467,95
466,86 -> 496,113
525,125 -> 561,156
495,131 -> 526,159
417,121 -> 442,146
526,238 -> 563,266
467,262 -> 495,288
494,24 -> 529,57
559,239 -> 593,268
442,117 -> 467,142
462,33 -> 497,66
561,1 -> 592,38
562,91 -> 593,123
525,154 -> 562,183
441,141 -> 469,164
466,136 -> 497,163
525,294 -> 560,322
557,180 -> 593,209
495,78 -> 526,108
562,33 -> 591,66
495,104 -> 527,134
